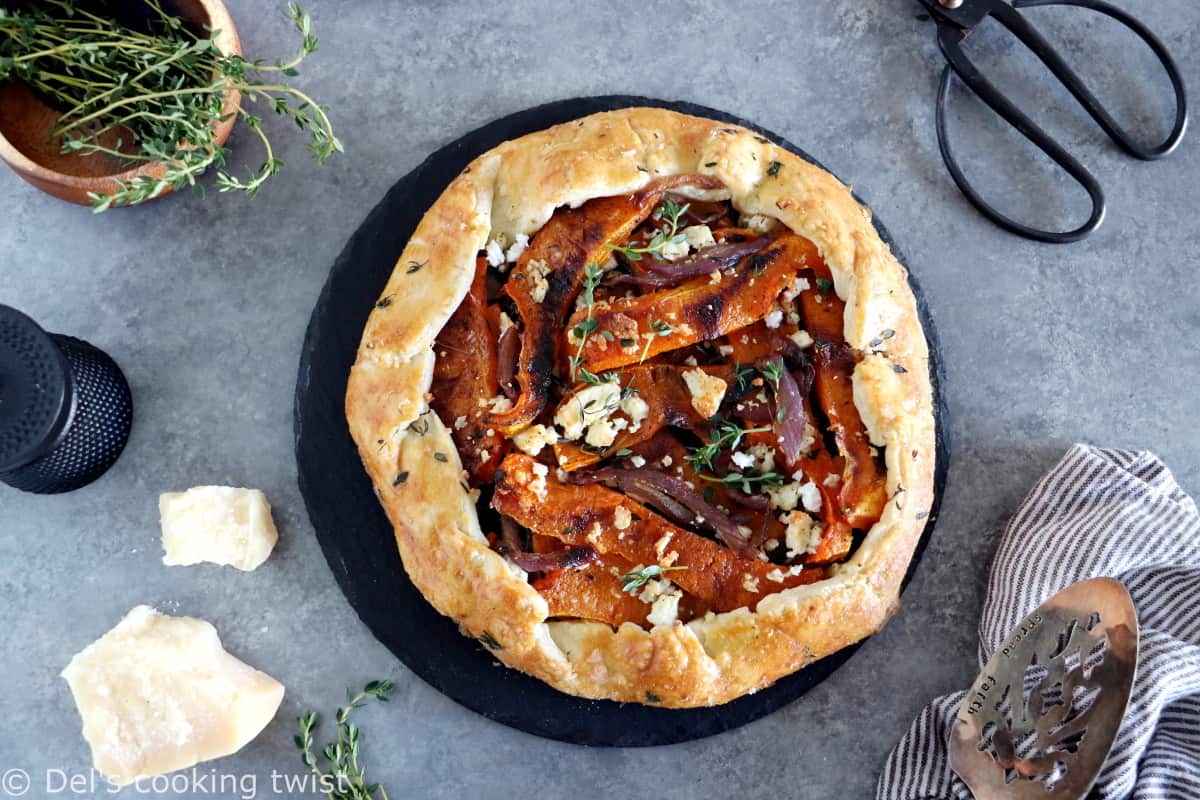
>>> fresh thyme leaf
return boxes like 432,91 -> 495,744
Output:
650,319 -> 673,336
571,318 -> 600,339
620,564 -> 688,593
815,277 -> 834,293
405,260 -> 426,274
568,263 -> 604,380
685,422 -> 772,472
760,359 -> 783,389
578,368 -> 617,386
733,363 -> 757,391
766,160 -> 782,177
433,452 -> 448,463
374,296 -> 394,309
392,472 -> 408,486
615,448 -> 633,457
0,0 -> 340,211
295,680 -> 394,800
699,470 -> 785,494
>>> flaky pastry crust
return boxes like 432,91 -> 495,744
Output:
345,108 -> 935,707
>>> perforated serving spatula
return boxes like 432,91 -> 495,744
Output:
949,578 -> 1139,799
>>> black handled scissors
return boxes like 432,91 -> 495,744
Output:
916,0 -> 1188,243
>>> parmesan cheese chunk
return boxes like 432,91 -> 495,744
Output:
61,606 -> 285,787
160,487 -> 278,572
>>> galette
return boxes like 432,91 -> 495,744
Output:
346,107 -> 935,707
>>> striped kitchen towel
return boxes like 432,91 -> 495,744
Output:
878,445 -> 1200,800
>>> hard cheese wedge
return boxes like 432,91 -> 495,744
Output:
160,486 -> 278,571
61,605 -> 285,786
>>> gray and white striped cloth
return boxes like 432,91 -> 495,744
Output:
878,445 -> 1200,800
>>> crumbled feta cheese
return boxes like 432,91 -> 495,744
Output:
681,368 -> 727,419
453,415 -> 468,431
741,213 -> 779,233
555,467 -> 568,483
554,382 -> 622,440
485,395 -> 512,414
660,237 -> 690,261
789,329 -> 814,349
718,344 -> 734,357
783,511 -> 823,558
512,424 -> 558,456
584,416 -> 628,448
799,481 -> 822,513
646,590 -> 682,626
498,311 -> 515,336
613,506 -> 632,530
823,473 -> 842,488
660,455 -> 673,468
505,233 -> 529,263
630,455 -> 646,468
479,449 -> 491,464
528,463 -> 549,500
766,481 -> 803,511
526,258 -> 551,303
621,393 -> 649,432
654,534 -> 673,562
742,574 -> 760,593
731,451 -> 756,470
683,355 -> 699,367
748,442 -> 777,473
781,275 -> 810,304
764,309 -> 784,329
485,240 -> 505,267
765,538 -> 780,551
766,568 -> 786,583
683,224 -> 716,250
638,577 -> 668,603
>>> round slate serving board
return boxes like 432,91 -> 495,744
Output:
294,95 -> 950,747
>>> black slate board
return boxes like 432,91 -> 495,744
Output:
294,96 -> 950,747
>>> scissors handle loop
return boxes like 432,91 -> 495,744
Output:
935,0 -> 1188,243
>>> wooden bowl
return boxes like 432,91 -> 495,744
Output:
0,0 -> 242,207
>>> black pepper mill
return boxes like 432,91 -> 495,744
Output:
0,305 -> 133,494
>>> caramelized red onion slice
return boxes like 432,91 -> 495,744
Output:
610,237 -> 774,289
763,355 -> 809,465
504,545 -> 597,573
496,323 -> 520,399
497,516 -> 597,572
577,468 -> 757,558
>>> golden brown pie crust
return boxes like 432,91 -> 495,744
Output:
345,107 -> 935,707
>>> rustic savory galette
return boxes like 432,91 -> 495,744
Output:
346,107 -> 935,707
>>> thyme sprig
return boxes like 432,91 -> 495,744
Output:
621,564 -> 688,593
608,198 -> 690,261
568,263 -> 604,380
685,422 -> 772,472
699,469 -> 786,494
295,680 -> 394,800
0,0 -> 340,211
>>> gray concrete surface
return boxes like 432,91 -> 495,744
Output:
2,1 -> 1198,798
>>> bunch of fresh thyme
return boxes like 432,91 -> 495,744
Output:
0,0 -> 340,210
295,680 -> 395,800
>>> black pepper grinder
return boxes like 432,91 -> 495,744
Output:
0,305 -> 133,494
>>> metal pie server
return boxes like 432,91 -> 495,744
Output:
949,578 -> 1139,799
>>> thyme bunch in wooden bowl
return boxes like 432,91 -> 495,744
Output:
0,0 -> 340,210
